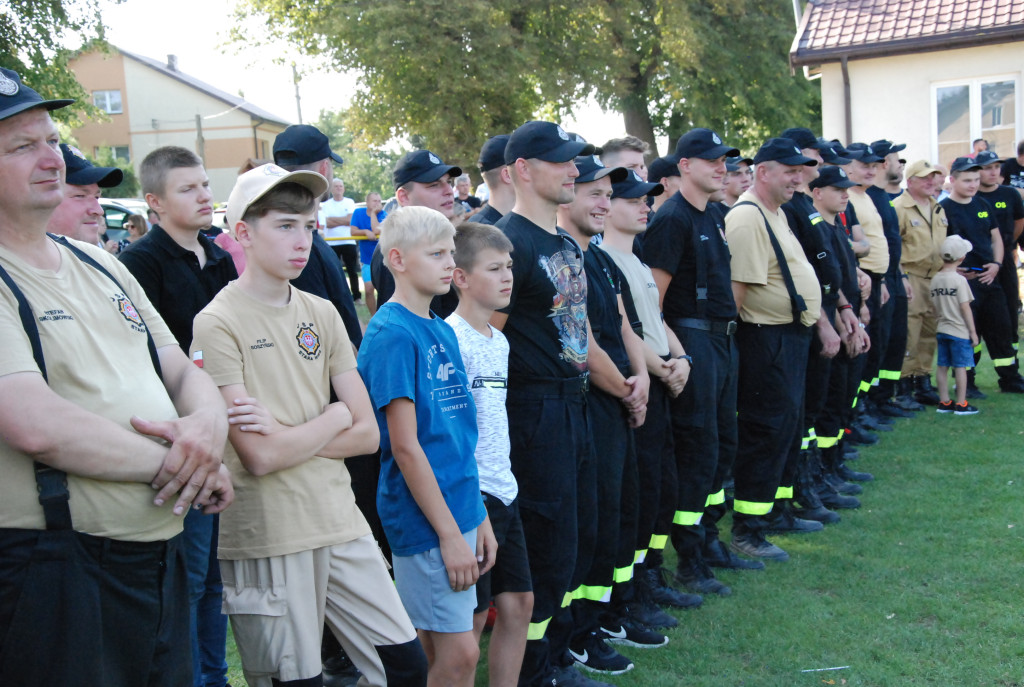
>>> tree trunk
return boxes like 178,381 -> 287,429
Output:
622,98 -> 659,159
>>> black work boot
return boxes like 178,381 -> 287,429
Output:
913,375 -> 941,405
893,377 -> 925,411
792,449 -> 840,524
965,369 -> 988,399
821,446 -> 862,495
639,566 -> 702,610
729,518 -> 789,562
675,550 -> 731,596
702,536 -> 765,570
765,499 -> 824,534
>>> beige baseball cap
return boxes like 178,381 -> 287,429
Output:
905,159 -> 944,179
941,234 -> 973,261
227,163 -> 329,229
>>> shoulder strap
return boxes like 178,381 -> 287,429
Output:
734,202 -> 807,323
692,213 -> 710,318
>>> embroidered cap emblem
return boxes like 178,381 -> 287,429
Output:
712,132 -> 722,145
428,153 -> 440,165
556,126 -> 569,141
0,73 -> 19,97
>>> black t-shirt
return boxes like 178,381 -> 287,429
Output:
643,191 -> 737,321
583,244 -> 629,374
977,186 -> 1024,244
119,225 -> 237,352
458,195 -> 483,210
1001,158 -> 1024,190
468,205 -> 502,225
866,185 -> 902,275
370,242 -> 458,318
496,212 -> 589,378
939,196 -> 998,268
828,213 -> 861,309
783,191 -> 843,303
291,232 -> 363,346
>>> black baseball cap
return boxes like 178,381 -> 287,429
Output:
273,125 -> 343,167
950,156 -> 983,173
611,169 -> 664,199
817,138 -> 852,165
478,135 -> 510,172
808,165 -> 857,191
392,150 -> 461,189
870,139 -> 906,157
725,155 -> 753,172
974,150 -> 1004,167
505,121 -> 594,165
0,68 -> 74,122
61,144 -> 123,188
648,156 -> 680,183
845,142 -> 883,163
674,128 -> 739,161
780,127 -> 824,151
753,138 -> 817,166
573,155 -> 628,184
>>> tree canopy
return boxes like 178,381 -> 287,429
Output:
237,0 -> 820,161
313,109 -> 404,202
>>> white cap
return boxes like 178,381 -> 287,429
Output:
941,234 -> 973,261
227,163 -> 329,229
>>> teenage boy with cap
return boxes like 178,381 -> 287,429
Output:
976,150 -> 1024,354
118,144 -> 239,687
192,164 -> 428,687
646,156 -> 681,215
896,160 -> 948,405
645,128 -> 765,588
725,137 -> 822,562
941,157 -> 1024,393
491,121 -> 605,687
557,158 -> 667,676
47,144 -> 123,247
370,149 -> 463,316
721,156 -> 754,208
471,135 -> 514,224
0,67 -> 232,686
271,124 -> 363,348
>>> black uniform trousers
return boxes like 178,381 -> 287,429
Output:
968,278 -> 1019,378
998,244 -> 1020,346
633,378 -> 678,567
331,244 -> 362,300
802,304 -> 836,456
506,379 -> 595,687
667,325 -> 738,557
731,321 -> 811,533
861,272 -> 890,397
869,274 -> 909,402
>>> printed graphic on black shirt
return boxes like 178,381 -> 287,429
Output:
540,243 -> 588,369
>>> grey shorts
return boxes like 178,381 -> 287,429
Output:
392,528 -> 478,633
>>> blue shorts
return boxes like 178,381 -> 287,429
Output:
936,332 -> 974,369
361,264 -> 372,284
393,528 -> 477,633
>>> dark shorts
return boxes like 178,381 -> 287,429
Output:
936,332 -> 974,369
475,494 -> 533,613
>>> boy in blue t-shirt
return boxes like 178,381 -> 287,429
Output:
357,206 -> 495,687
350,191 -> 386,314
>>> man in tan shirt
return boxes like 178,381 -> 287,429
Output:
895,160 -> 948,405
726,138 -> 823,564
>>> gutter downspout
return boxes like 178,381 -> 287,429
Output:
252,117 -> 266,158
841,55 -> 852,144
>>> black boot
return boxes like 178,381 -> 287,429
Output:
821,446 -> 863,496
964,369 -> 988,399
702,536 -> 765,570
766,499 -> 825,534
792,449 -> 840,524
913,375 -> 941,405
675,550 -> 731,596
893,378 -> 925,411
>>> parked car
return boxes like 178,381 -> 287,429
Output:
99,199 -> 133,242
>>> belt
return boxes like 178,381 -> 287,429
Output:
509,373 -> 590,395
672,318 -> 737,336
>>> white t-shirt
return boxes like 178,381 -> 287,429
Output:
319,197 -> 357,244
445,313 -> 518,505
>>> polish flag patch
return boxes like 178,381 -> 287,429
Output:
192,351 -> 204,368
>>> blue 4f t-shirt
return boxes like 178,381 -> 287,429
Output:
357,302 -> 485,556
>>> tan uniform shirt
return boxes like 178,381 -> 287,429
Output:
930,269 -> 974,339
726,190 -> 822,328
0,239 -> 182,541
896,192 -> 948,278
848,191 -> 890,275
192,283 -> 370,559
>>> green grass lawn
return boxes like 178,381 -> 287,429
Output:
227,358 -> 1024,687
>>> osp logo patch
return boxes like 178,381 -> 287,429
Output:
116,295 -> 142,326
295,322 -> 321,360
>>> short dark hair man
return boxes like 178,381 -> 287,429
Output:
601,135 -> 650,181
470,135 -> 514,224
999,139 -> 1024,193
0,67 -> 231,686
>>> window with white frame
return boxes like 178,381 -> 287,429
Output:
933,76 -> 1017,166
94,145 -> 131,162
93,90 -> 123,114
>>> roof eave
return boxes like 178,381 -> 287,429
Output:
790,26 -> 1024,68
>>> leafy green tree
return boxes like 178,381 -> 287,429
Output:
313,109 -> 403,202
92,146 -> 141,198
1,2 -> 113,125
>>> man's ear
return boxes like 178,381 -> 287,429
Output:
144,192 -> 164,215
395,186 -> 410,207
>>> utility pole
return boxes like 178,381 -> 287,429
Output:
195,114 -> 206,164
293,63 -> 303,124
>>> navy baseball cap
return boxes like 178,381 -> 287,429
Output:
780,127 -> 824,151
674,128 -> 739,161
753,138 -> 817,166
574,155 -> 628,184
273,125 -> 343,167
392,150 -> 461,189
974,150 -> 1004,167
478,135 -> 510,172
817,138 -> 852,165
870,139 -> 906,157
648,156 -> 680,183
0,68 -> 74,122
808,165 -> 857,191
611,169 -> 664,199
845,142 -> 883,163
61,144 -> 123,188
504,121 -> 594,165
726,155 -> 754,172
950,156 -> 983,173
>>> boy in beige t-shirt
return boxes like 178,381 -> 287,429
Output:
930,235 -> 979,415
191,164 -> 427,687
